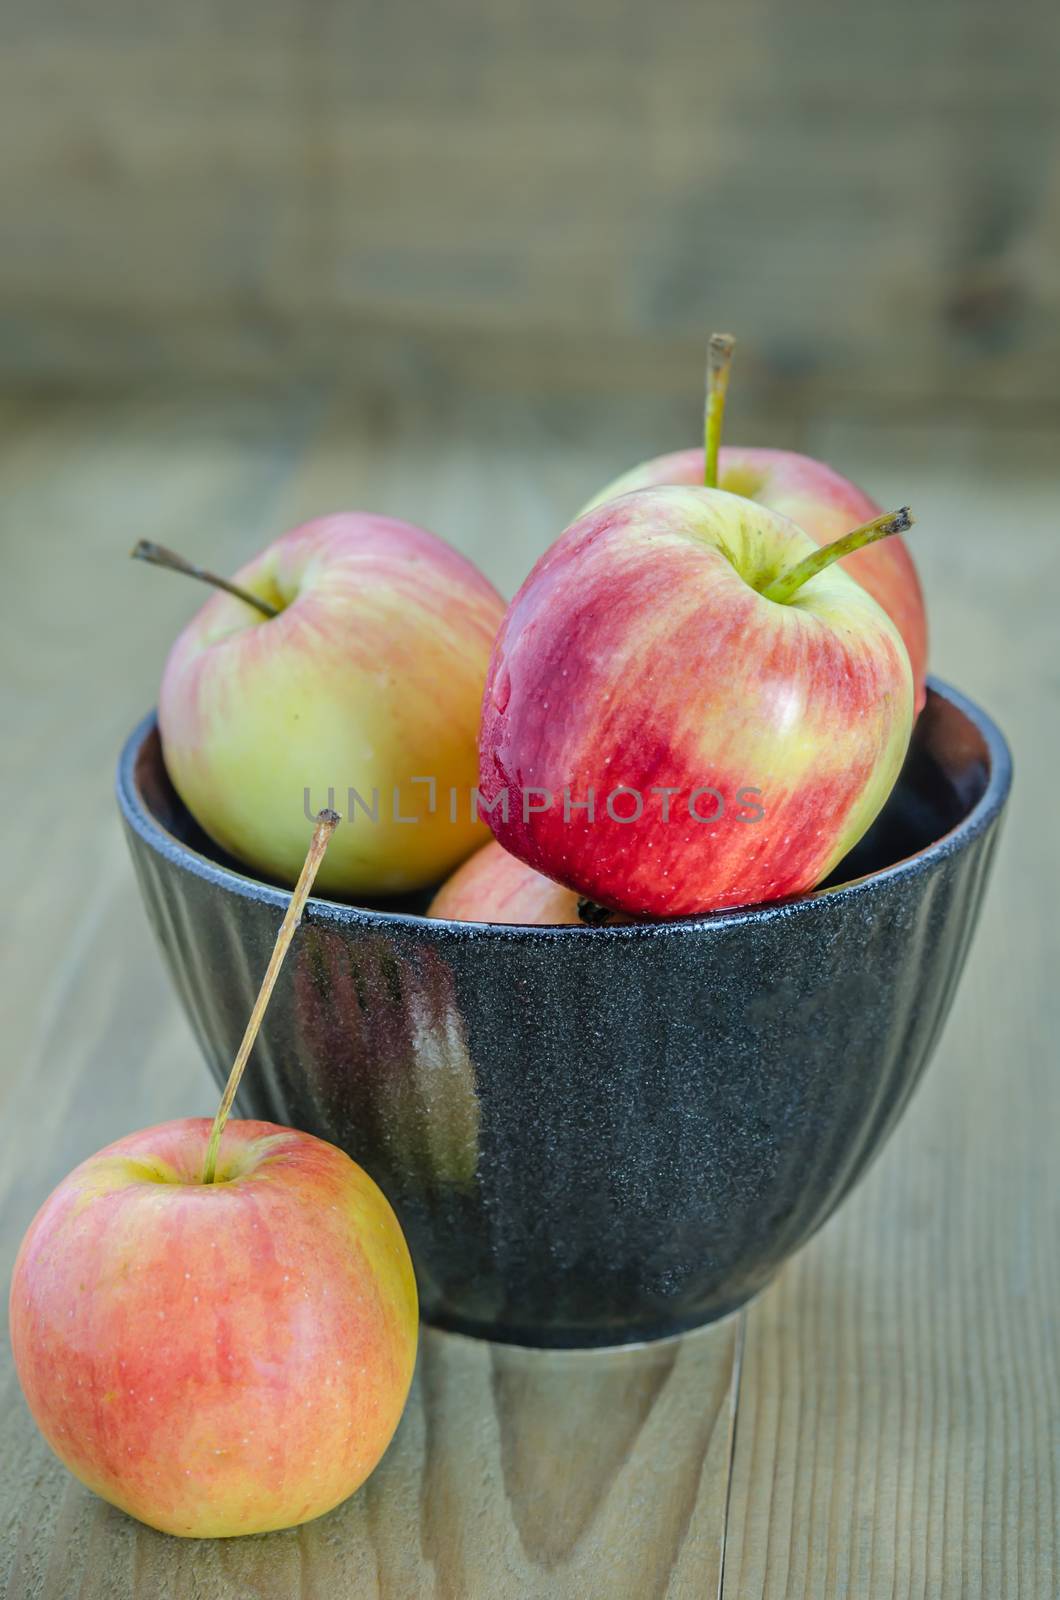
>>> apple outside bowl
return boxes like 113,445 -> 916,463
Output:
116,679 -> 1010,1349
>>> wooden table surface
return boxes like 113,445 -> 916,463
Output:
0,380 -> 1056,1598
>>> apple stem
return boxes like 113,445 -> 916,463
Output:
703,332 -> 736,490
761,506 -> 915,605
201,810 -> 340,1185
131,540 -> 280,620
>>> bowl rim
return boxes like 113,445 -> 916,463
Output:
116,676 -> 1012,943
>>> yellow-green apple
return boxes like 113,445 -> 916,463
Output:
156,513 -> 505,896
9,1117 -> 418,1538
477,486 -> 915,917
583,447 -> 927,714
428,837 -> 586,924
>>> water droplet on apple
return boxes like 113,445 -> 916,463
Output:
492,664 -> 512,713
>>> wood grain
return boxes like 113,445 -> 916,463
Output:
0,1324 -> 741,1599
1,0 -> 1059,400
719,416 -> 1060,1600
0,383 -> 1056,1596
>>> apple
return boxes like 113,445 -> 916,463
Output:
11,812 -> 418,1538
9,1117 -> 418,1538
152,513 -> 506,897
477,486 -> 915,918
583,447 -> 927,715
428,837 -> 587,924
580,334 -> 926,715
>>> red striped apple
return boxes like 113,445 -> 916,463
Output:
582,337 -> 926,715
155,514 -> 505,896
477,486 -> 915,918
9,1118 -> 418,1538
583,445 -> 927,713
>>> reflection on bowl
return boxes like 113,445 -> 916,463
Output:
118,680 -> 1011,1347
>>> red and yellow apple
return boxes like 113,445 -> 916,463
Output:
158,514 -> 505,896
583,446 -> 927,712
428,837 -> 587,924
478,486 -> 914,918
9,1118 -> 418,1538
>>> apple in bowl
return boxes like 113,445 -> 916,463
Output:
581,336 -> 927,715
153,513 -> 505,897
429,837 -> 588,924
583,444 -> 927,715
478,486 -> 915,918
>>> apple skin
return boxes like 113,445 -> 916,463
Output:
583,446 -> 927,713
428,838 -> 586,924
158,514 -> 506,897
9,1119 -> 418,1538
478,486 -> 913,918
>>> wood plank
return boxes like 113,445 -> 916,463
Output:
720,418 -> 1060,1599
0,386 -> 1056,1596
0,1320 -> 740,1599
1,0 -> 1058,397
0,383 -> 742,1598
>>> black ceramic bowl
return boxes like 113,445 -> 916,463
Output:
117,680 -> 1010,1348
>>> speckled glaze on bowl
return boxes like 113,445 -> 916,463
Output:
117,680 -> 1010,1348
